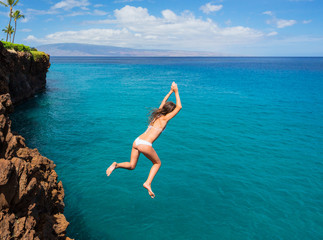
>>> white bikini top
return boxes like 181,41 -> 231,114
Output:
145,125 -> 165,133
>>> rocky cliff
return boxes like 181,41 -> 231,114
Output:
0,42 -> 49,104
0,42 -> 71,239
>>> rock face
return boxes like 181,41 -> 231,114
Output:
0,43 -> 72,239
0,41 -> 50,104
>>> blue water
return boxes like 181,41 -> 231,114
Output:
11,57 -> 323,240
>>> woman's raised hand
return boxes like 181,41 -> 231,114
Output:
171,82 -> 178,92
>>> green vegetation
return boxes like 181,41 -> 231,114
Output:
1,41 -> 31,51
1,41 -> 48,61
31,50 -> 49,61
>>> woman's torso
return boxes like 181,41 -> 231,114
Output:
139,117 -> 168,144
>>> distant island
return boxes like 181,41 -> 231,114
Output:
37,43 -> 223,57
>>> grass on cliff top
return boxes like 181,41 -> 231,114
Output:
1,41 -> 48,61
30,50 -> 49,61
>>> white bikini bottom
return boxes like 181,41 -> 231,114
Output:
135,137 -> 152,147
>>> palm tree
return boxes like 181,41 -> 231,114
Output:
2,26 -> 9,41
2,25 -> 14,42
12,10 -> 24,43
0,0 -> 20,42
8,25 -> 14,42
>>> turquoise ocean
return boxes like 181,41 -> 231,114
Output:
11,57 -> 323,240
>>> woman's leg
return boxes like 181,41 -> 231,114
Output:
138,145 -> 161,198
106,145 -> 140,176
116,146 -> 140,170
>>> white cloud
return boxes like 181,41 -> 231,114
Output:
26,8 -> 58,15
267,31 -> 278,36
0,11 -> 9,17
262,11 -> 273,16
66,9 -> 107,17
93,10 -> 108,16
162,9 -> 177,22
51,0 -> 90,11
276,19 -> 296,28
225,19 -> 231,25
94,4 -> 104,8
303,19 -> 312,24
114,5 -> 156,24
264,11 -> 297,28
26,5 -> 264,52
20,28 -> 32,32
114,0 -> 142,3
21,17 -> 29,23
25,35 -> 38,41
26,1 -> 103,18
67,11 -> 89,16
200,3 -> 223,14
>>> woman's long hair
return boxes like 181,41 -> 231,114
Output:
149,101 -> 176,123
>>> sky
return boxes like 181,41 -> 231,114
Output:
0,0 -> 323,56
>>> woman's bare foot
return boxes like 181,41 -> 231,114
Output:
143,182 -> 155,198
106,162 -> 117,176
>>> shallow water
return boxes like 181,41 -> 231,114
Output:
11,57 -> 323,240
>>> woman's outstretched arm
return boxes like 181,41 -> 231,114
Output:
164,83 -> 182,120
159,87 -> 174,109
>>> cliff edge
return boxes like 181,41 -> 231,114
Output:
0,42 -> 71,239
0,41 -> 49,104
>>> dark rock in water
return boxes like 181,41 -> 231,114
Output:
0,41 -> 50,104
0,42 -> 72,239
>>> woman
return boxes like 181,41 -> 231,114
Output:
106,82 -> 182,198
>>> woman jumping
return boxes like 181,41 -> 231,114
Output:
106,82 -> 182,198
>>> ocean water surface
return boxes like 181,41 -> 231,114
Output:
11,57 -> 323,240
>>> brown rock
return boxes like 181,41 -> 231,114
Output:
0,193 -> 7,210
57,181 -> 65,204
25,215 -> 36,230
0,94 -> 13,113
0,114 -> 6,130
0,213 -> 15,239
31,155 -> 55,170
11,157 -> 25,177
21,229 -> 36,240
16,167 -> 29,201
48,170 -> 58,185
5,134 -> 26,159
0,159 -> 12,185
0,103 -> 5,115
53,213 -> 69,235
0,164 -> 18,210
13,216 -> 26,238
16,148 -> 39,162
26,177 -> 37,193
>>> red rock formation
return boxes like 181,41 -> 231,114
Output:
0,94 -> 72,239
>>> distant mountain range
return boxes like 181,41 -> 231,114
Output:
37,43 -> 223,57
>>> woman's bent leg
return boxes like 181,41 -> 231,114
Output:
115,146 -> 140,170
106,146 -> 140,176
